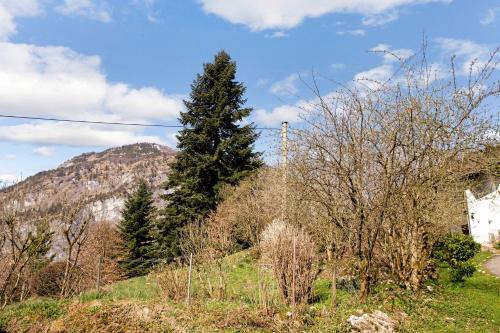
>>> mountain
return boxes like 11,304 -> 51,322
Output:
0,143 -> 176,224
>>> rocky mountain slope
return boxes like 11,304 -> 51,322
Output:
0,143 -> 176,224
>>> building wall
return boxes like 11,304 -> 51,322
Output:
465,186 -> 500,245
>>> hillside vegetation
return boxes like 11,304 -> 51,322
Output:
1,250 -> 498,332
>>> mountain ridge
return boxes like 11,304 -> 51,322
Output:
0,142 -> 176,224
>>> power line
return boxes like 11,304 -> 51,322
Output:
0,114 -> 181,128
0,114 -> 280,131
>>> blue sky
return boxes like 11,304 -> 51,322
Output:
0,0 -> 499,183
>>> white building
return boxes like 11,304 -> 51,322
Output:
465,185 -> 500,246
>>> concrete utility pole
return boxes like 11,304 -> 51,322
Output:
281,121 -> 288,222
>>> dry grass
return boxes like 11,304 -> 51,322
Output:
154,262 -> 189,302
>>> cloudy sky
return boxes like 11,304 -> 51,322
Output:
0,0 -> 499,182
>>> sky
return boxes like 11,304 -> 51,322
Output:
0,0 -> 499,183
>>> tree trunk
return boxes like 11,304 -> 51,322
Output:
359,261 -> 369,301
331,264 -> 337,311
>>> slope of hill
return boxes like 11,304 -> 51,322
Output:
0,142 -> 176,224
1,250 -> 498,332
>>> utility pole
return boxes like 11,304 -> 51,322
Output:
281,121 -> 288,222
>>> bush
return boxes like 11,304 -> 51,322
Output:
433,233 -> 480,282
154,262 -> 189,302
29,262 -> 66,297
449,261 -> 476,282
260,220 -> 319,305
494,242 -> 500,250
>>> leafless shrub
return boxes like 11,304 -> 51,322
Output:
290,42 -> 500,298
79,222 -> 125,288
29,261 -> 67,297
154,262 -> 189,302
181,168 -> 283,259
0,193 -> 53,307
260,220 -> 319,305
59,200 -> 94,297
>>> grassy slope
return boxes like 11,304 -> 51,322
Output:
402,252 -> 500,332
1,251 -> 499,332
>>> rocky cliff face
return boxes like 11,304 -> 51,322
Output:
0,143 -> 176,224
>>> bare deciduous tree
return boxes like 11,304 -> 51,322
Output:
291,45 -> 499,299
0,195 -> 53,307
59,200 -> 94,298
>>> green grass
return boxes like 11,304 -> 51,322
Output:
1,251 -> 499,332
401,252 -> 500,333
78,274 -> 161,303
0,298 -> 67,331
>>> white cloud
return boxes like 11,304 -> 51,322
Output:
132,0 -> 160,23
34,146 -> 55,156
353,64 -> 395,89
336,29 -> 366,36
0,42 -> 183,121
369,43 -> 414,63
257,38 -> 498,126
105,84 -> 184,122
361,10 -> 399,26
480,7 -> 499,25
0,0 -> 40,16
0,0 -> 183,148
265,31 -> 287,38
436,38 -> 497,75
270,74 -> 300,96
0,173 -> 19,184
55,0 -> 112,23
0,6 -> 15,41
330,63 -> 346,71
3,154 -> 16,160
0,122 -> 165,147
255,92 -> 340,125
0,0 -> 40,40
164,129 -> 179,148
199,0 -> 450,31
255,105 -> 301,125
256,78 -> 270,87
0,42 -> 183,146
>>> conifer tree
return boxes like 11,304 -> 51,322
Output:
118,180 -> 156,277
158,50 -> 262,259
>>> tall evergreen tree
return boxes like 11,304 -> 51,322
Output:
118,180 -> 156,277
158,50 -> 262,259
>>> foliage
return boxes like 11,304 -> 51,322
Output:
0,298 -> 66,332
158,50 -> 262,260
494,241 -> 500,250
433,233 -> 481,282
118,180 -> 156,277
448,261 -> 476,282
1,251 -> 499,332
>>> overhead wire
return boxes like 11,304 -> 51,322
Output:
0,114 -> 280,131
